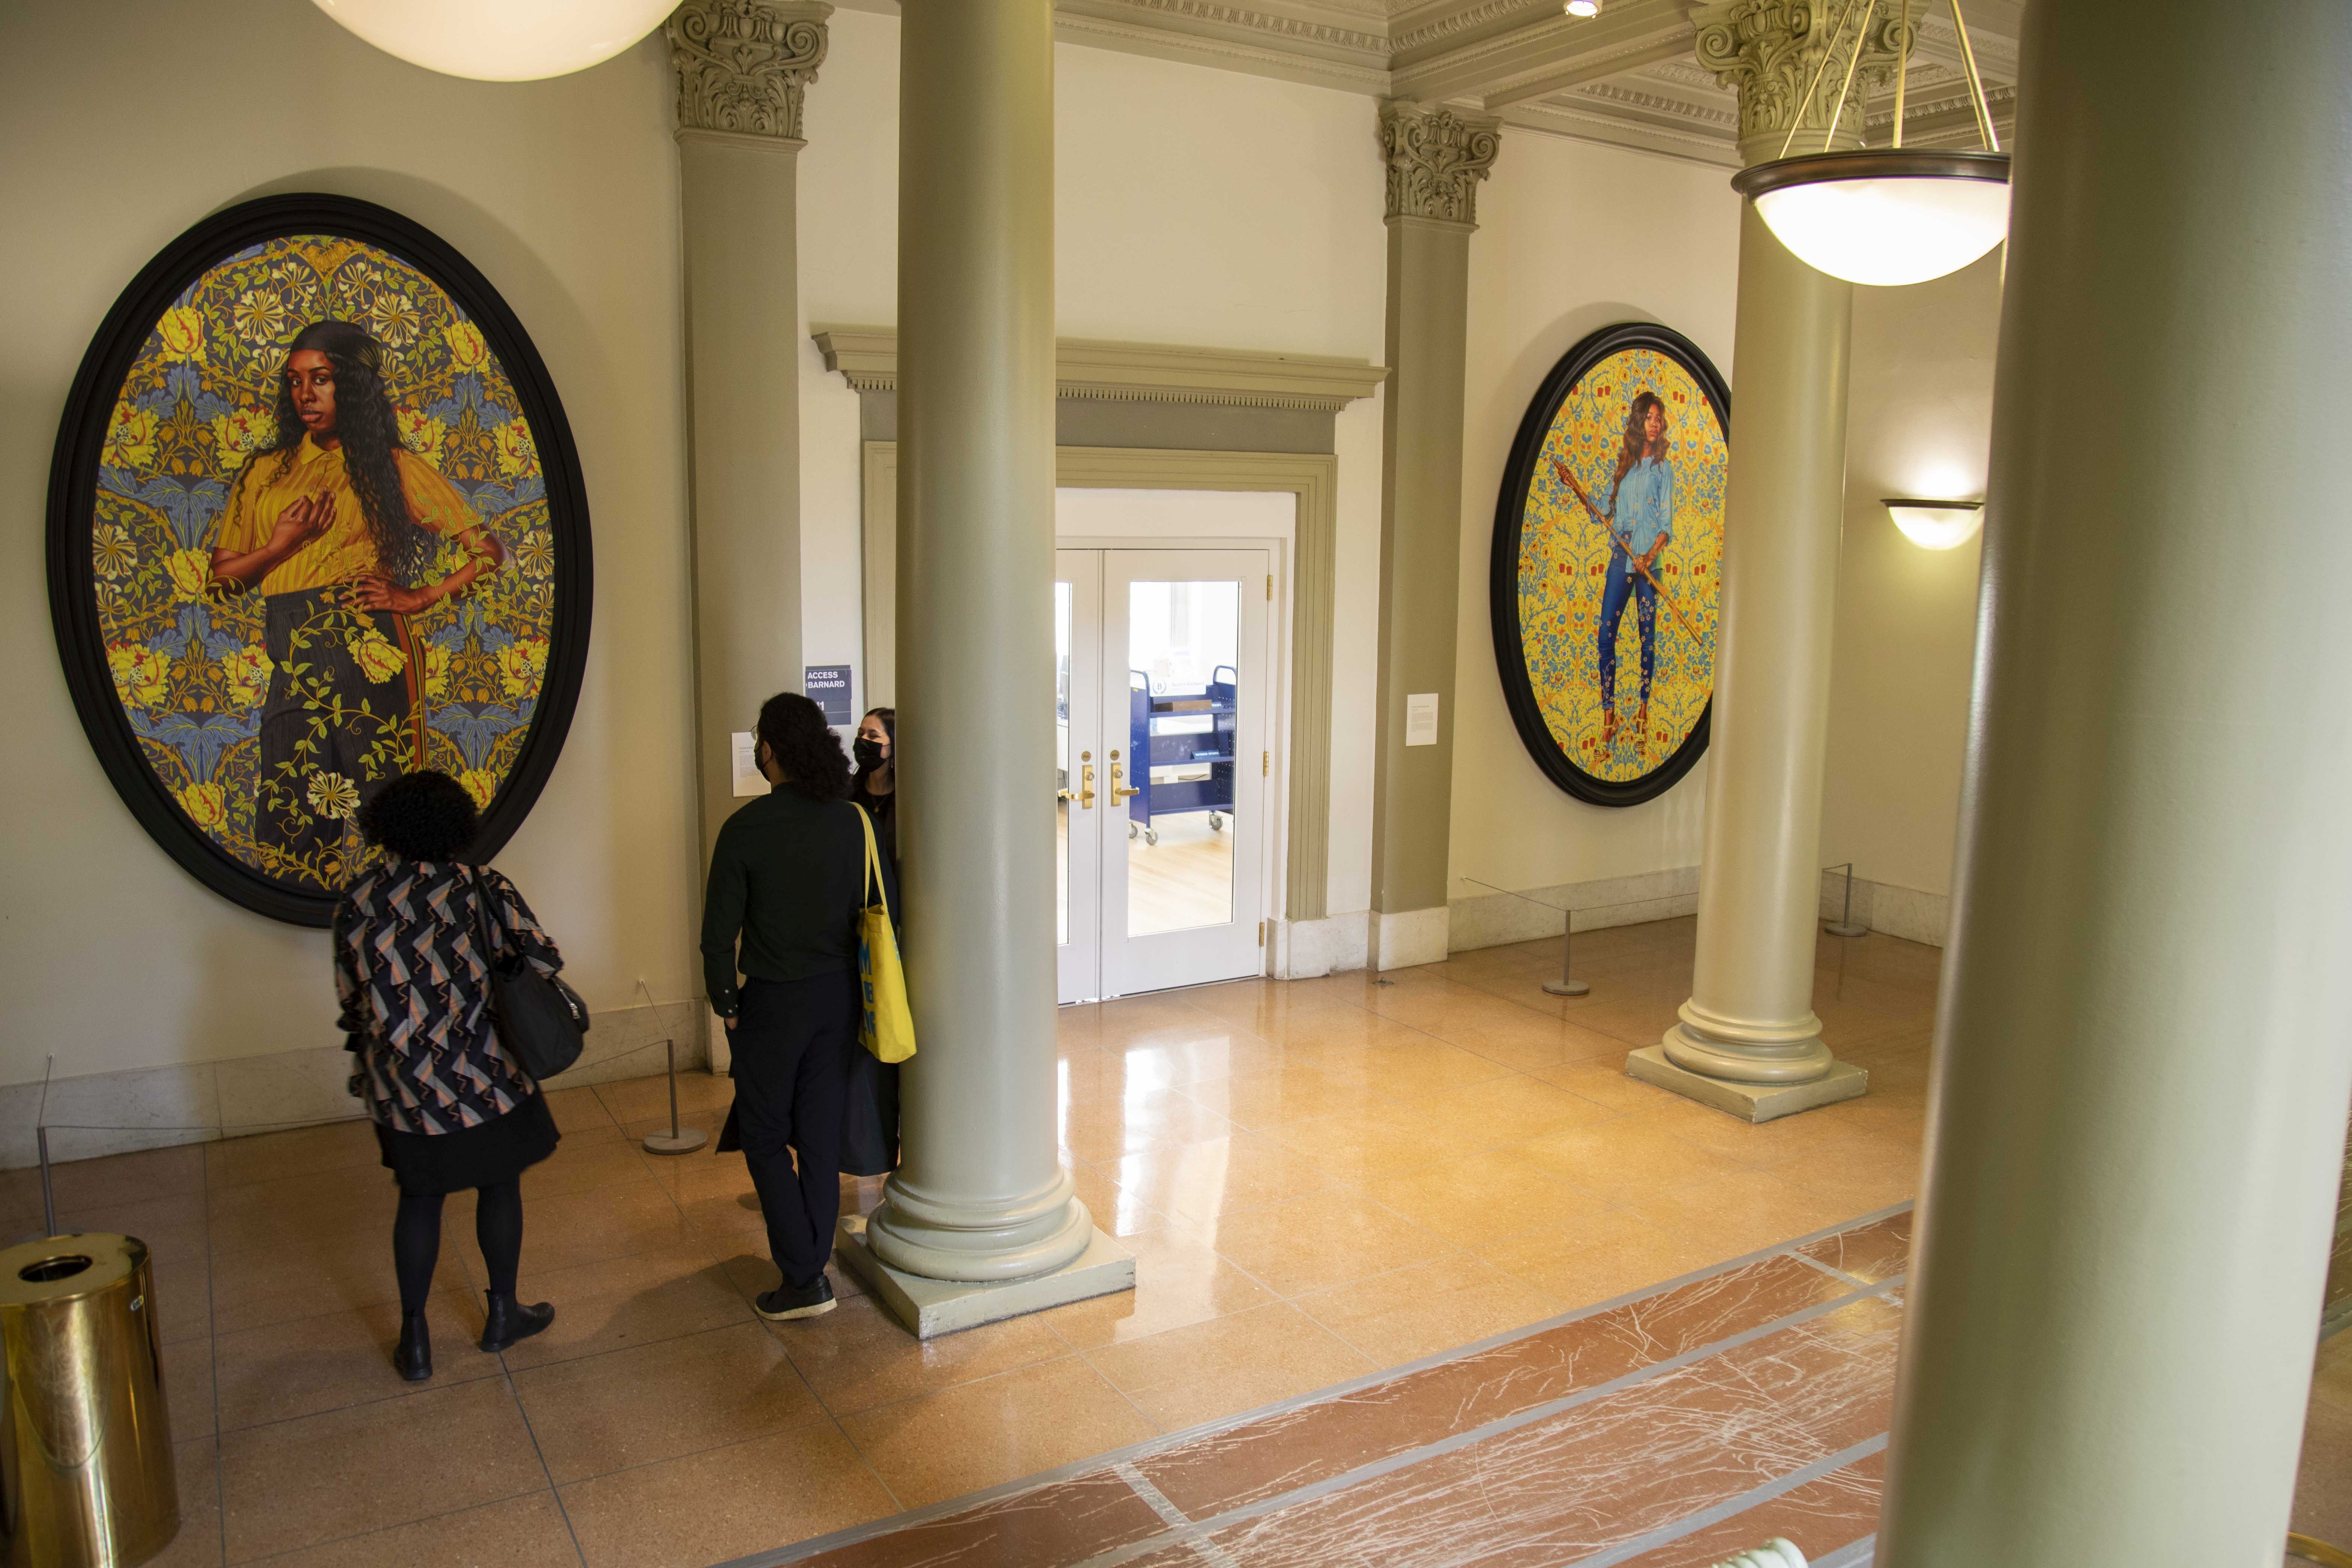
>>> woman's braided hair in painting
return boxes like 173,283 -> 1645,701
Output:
261,319 -> 437,583
1606,388 -> 1668,510
755,692 -> 853,804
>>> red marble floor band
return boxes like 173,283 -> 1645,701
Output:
1606,1451 -> 1886,1568
1177,1298 -> 1901,1568
760,1212 -> 1912,1568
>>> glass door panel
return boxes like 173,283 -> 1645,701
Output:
1099,550 -> 1270,998
1054,553 -> 1103,1005
1124,579 -> 1240,937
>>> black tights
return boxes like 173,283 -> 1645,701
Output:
392,1182 -> 523,1315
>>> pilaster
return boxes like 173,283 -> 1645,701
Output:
670,1 -> 830,989
670,0 -> 831,147
1367,102 -> 1497,962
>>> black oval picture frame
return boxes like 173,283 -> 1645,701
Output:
1490,321 -> 1730,808
46,194 -> 592,926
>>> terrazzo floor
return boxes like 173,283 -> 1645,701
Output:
6,918 -> 2341,1566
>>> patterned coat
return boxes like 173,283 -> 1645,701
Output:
333,857 -> 562,1134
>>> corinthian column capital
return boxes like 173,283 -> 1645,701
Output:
1377,102 -> 1502,228
668,0 -> 832,147
1693,0 -> 1906,166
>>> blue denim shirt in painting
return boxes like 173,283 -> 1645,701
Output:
1603,457 -> 1676,567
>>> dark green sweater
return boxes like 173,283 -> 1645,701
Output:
699,790 -> 883,1016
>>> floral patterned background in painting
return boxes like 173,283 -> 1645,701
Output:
90,234 -> 557,893
1512,347 -> 1727,784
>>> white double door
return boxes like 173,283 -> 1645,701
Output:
1057,548 -> 1272,1003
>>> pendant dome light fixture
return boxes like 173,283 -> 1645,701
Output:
1731,0 -> 2010,288
308,0 -> 677,83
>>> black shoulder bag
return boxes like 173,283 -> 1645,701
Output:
467,867 -> 590,1081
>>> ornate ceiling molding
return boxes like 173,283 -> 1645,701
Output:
670,0 -> 832,145
1378,101 -> 1503,226
823,0 -> 2019,169
810,326 -> 1389,412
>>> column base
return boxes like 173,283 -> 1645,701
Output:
1626,1043 -> 1868,1124
835,1213 -> 1135,1340
1372,906 -> 1449,970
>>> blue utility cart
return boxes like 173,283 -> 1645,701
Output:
1127,666 -> 1237,845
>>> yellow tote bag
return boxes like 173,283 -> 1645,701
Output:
855,805 -> 916,1063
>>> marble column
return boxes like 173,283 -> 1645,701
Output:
670,0 -> 828,1073
1627,1 -> 1896,1119
1879,3 -> 2352,1560
1368,102 -> 1498,971
842,0 -> 1132,1337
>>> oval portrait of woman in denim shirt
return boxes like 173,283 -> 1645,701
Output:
1490,322 -> 1729,808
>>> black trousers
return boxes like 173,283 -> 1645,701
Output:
731,972 -> 857,1290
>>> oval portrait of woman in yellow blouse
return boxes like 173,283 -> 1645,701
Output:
1489,322 -> 1729,808
48,196 -> 592,924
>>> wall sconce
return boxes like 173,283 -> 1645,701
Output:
1883,498 -> 1984,551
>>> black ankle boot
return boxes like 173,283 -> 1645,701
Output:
393,1311 -> 433,1382
479,1291 -> 556,1353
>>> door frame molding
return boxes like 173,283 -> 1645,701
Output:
862,442 -> 1337,920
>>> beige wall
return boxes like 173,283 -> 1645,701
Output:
1449,132 -> 1741,903
0,2 -> 699,1087
1819,249 -> 2004,903
793,11 -> 1394,918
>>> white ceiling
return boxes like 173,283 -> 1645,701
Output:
831,0 -> 2021,166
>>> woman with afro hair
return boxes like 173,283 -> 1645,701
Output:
207,319 -> 507,885
335,769 -> 564,1381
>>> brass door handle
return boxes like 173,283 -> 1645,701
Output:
1068,763 -> 1095,809
1110,761 -> 1141,803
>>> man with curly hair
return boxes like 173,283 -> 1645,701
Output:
206,319 -> 506,882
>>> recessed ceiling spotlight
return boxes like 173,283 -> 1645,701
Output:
1565,0 -> 1601,16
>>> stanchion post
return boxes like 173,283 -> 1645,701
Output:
36,1126 -> 56,1239
1825,861 -> 1867,938
641,1038 -> 708,1156
1542,908 -> 1591,997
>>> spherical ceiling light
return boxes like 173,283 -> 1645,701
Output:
308,0 -> 677,82
1564,0 -> 1603,17
1733,0 -> 2011,288
1737,150 -> 2010,287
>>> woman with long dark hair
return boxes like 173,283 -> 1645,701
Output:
207,320 -> 506,883
701,691 -> 885,1321
1582,390 -> 1676,750
335,769 -> 560,1381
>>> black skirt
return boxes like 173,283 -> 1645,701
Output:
375,1092 -> 560,1195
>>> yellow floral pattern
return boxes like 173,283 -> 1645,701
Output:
87,233 -> 564,894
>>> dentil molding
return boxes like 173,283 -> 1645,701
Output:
1692,0 -> 1904,165
810,327 -> 1388,413
1377,102 -> 1502,227
670,0 -> 832,144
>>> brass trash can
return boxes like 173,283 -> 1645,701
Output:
0,1235 -> 177,1567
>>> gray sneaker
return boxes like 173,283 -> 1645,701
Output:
756,1274 -> 837,1321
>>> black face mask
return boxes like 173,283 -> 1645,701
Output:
852,737 -> 886,770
